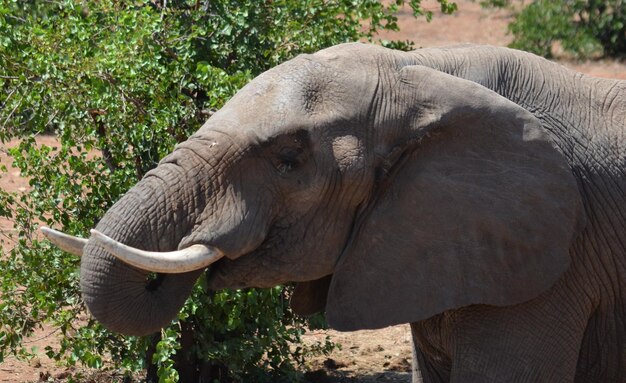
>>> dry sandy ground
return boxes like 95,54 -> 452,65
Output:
1,1 -> 624,381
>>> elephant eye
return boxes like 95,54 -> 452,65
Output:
266,131 -> 311,175
276,158 -> 296,173
273,147 -> 303,174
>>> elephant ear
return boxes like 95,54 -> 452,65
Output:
325,65 -> 585,331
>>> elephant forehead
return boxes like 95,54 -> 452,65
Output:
197,83 -> 309,139
203,66 -> 370,139
251,58 -> 360,117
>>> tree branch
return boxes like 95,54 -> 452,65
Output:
89,109 -> 119,173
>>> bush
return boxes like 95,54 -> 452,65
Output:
0,0 -> 456,381
483,0 -> 626,58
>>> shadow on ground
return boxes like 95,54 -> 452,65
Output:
305,369 -> 411,383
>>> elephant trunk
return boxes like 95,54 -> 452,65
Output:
80,156 -> 207,336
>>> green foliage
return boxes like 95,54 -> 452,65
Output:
0,0 -> 455,381
484,0 -> 626,58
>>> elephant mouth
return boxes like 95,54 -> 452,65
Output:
144,272 -> 167,292
203,261 -> 229,288
203,254 -> 261,289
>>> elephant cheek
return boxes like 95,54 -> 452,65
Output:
206,267 -> 238,290
206,257 -> 286,290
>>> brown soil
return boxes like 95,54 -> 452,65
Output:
1,1 -> 624,381
302,326 -> 413,383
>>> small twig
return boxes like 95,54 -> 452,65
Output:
2,93 -> 25,130
161,0 -> 167,20
23,327 -> 61,344
44,110 -> 60,130
6,14 -> 26,23
1,87 -> 17,109
89,109 -> 119,173
98,73 -> 147,114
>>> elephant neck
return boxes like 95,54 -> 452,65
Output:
407,46 -> 626,167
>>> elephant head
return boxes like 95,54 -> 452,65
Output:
44,43 -> 584,336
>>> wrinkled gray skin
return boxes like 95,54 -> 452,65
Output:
80,44 -> 625,382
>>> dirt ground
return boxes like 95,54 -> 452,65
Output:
1,1 -> 624,382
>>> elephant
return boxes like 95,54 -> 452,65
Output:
42,43 -> 626,383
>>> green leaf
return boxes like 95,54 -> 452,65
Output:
0,0 -> 457,381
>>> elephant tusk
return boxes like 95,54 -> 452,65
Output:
89,229 -> 224,274
40,226 -> 87,256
